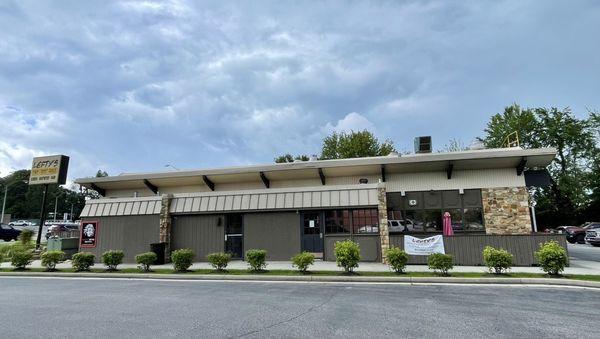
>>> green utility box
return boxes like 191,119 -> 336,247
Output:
47,237 -> 79,259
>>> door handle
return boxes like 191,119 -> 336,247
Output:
225,234 -> 228,241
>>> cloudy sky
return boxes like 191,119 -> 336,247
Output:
1,1 -> 599,182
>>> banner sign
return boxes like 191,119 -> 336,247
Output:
80,220 -> 99,248
404,235 -> 445,255
29,155 -> 69,185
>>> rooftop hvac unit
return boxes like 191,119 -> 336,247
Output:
414,136 -> 432,153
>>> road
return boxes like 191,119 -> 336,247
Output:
0,278 -> 598,338
568,243 -> 600,262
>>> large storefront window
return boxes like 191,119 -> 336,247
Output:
324,208 -> 379,234
387,189 -> 485,234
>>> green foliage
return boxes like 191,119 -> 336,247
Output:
482,104 -> 600,226
207,252 -> 232,271
482,246 -> 513,274
18,229 -> 34,245
274,154 -> 309,163
135,252 -> 157,272
385,247 -> 408,273
291,252 -> 315,273
72,252 -> 95,271
245,249 -> 267,271
41,250 -> 65,271
334,240 -> 361,273
320,130 -> 396,160
535,241 -> 568,276
102,250 -> 125,271
428,253 -> 453,276
11,250 -> 33,270
171,249 -> 194,272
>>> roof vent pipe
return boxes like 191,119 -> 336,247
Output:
309,154 -> 318,161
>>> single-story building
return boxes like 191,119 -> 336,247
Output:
75,146 -> 566,265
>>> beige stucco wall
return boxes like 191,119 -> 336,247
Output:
482,187 -> 531,235
103,168 -> 525,199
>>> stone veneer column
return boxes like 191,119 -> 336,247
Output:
159,194 -> 173,263
377,183 -> 390,263
482,187 -> 531,235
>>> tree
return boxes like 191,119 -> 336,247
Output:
274,154 -> 309,163
95,170 -> 108,177
320,130 -> 396,160
481,104 -> 599,227
440,138 -> 467,152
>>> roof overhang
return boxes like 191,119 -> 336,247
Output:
75,147 -> 556,192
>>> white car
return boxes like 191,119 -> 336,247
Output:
9,220 -> 31,227
388,219 -> 415,233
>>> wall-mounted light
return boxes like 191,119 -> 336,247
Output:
401,191 -> 406,197
133,191 -> 139,198
459,188 -> 465,195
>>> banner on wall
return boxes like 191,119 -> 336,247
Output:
80,221 -> 99,248
404,235 -> 445,255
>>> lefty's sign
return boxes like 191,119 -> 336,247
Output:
29,155 -> 69,185
404,235 -> 445,255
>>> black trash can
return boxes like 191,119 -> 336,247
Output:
150,242 -> 166,265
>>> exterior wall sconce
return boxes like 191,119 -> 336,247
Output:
459,188 -> 465,195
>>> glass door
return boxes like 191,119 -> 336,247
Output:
302,212 -> 323,255
225,214 -> 243,259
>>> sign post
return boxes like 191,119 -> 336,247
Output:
28,155 -> 69,249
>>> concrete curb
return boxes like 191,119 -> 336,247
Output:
1,271 -> 599,288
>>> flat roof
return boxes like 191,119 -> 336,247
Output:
75,147 -> 556,191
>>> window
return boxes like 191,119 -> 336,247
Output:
352,209 -> 379,234
325,210 -> 350,234
386,190 -> 485,234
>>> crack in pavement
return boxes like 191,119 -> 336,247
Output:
232,289 -> 339,338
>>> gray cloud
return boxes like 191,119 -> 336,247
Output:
0,0 -> 599,179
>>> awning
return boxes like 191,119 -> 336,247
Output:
80,196 -> 162,217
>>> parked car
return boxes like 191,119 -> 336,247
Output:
9,220 -> 30,227
45,223 -> 80,240
0,224 -> 21,241
388,219 -> 415,233
565,222 -> 600,244
585,228 -> 600,247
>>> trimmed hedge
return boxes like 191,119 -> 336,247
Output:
172,249 -> 194,272
207,252 -> 232,271
72,252 -> 95,272
385,247 -> 408,273
483,246 -> 513,274
245,249 -> 267,271
536,240 -> 568,276
11,250 -> 33,270
334,240 -> 361,273
135,252 -> 157,272
102,250 -> 125,271
428,253 -> 453,276
41,250 -> 65,271
291,252 -> 315,273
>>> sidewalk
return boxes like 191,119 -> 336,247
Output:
10,259 -> 600,275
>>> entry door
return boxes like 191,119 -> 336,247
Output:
225,214 -> 243,259
302,212 -> 323,253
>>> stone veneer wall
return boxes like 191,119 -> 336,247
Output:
159,194 -> 173,262
482,187 -> 531,235
377,183 -> 389,263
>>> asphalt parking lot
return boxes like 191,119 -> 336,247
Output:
0,277 -> 598,338
568,243 -> 600,262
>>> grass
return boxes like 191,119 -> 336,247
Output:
0,265 -> 598,282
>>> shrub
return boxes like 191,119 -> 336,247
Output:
535,240 -> 568,276
135,252 -> 157,272
102,250 -> 125,271
334,240 -> 361,273
245,249 -> 267,271
11,250 -> 33,270
41,250 -> 65,271
428,253 -> 453,275
292,252 -> 315,273
483,246 -> 513,274
207,252 -> 232,271
72,252 -> 95,272
171,248 -> 194,272
18,229 -> 34,245
385,247 -> 409,273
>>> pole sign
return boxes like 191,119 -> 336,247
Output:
29,155 -> 69,185
404,235 -> 445,255
80,220 -> 99,248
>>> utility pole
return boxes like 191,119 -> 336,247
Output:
1,184 -> 7,224
35,184 -> 49,250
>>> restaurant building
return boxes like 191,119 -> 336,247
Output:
75,146 -> 565,265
